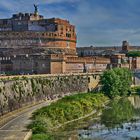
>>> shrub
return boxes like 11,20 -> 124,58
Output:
29,93 -> 108,135
31,134 -> 54,140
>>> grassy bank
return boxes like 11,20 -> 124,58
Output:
28,93 -> 108,140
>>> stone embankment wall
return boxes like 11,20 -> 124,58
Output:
0,73 -> 100,116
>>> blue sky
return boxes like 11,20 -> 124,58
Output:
0,0 -> 140,47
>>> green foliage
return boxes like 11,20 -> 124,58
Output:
131,86 -> 140,94
101,98 -> 134,128
127,51 -> 140,57
29,121 -> 47,134
29,93 -> 108,136
31,134 -> 54,140
101,68 -> 132,99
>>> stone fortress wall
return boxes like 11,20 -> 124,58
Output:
0,73 -> 100,116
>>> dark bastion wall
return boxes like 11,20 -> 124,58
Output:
0,73 -> 100,116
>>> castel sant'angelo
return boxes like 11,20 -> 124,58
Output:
0,5 -> 139,74
0,5 -> 76,55
0,5 -> 110,74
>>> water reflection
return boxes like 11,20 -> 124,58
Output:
79,96 -> 140,140
50,96 -> 140,140
101,98 -> 134,128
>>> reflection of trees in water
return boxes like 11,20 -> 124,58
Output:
134,108 -> 140,117
79,97 -> 140,140
101,98 -> 135,128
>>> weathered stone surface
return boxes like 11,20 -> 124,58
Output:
0,73 -> 99,116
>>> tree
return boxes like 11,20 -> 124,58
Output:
127,51 -> 140,57
101,68 -> 132,99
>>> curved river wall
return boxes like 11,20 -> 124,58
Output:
0,73 -> 100,116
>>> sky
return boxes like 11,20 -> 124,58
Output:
0,0 -> 140,47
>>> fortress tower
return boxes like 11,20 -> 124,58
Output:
0,5 -> 77,56
122,40 -> 130,52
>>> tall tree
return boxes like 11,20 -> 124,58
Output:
101,68 -> 132,99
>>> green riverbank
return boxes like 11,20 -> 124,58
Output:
28,93 -> 109,140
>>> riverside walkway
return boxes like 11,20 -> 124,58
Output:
0,101 -> 51,140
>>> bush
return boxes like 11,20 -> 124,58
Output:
127,51 -> 140,57
131,86 -> 140,94
31,134 -> 54,140
28,120 -> 47,134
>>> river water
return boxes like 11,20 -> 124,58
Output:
52,95 -> 140,140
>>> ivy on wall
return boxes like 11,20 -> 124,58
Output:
0,75 -> 89,116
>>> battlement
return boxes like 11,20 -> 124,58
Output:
12,12 -> 44,21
